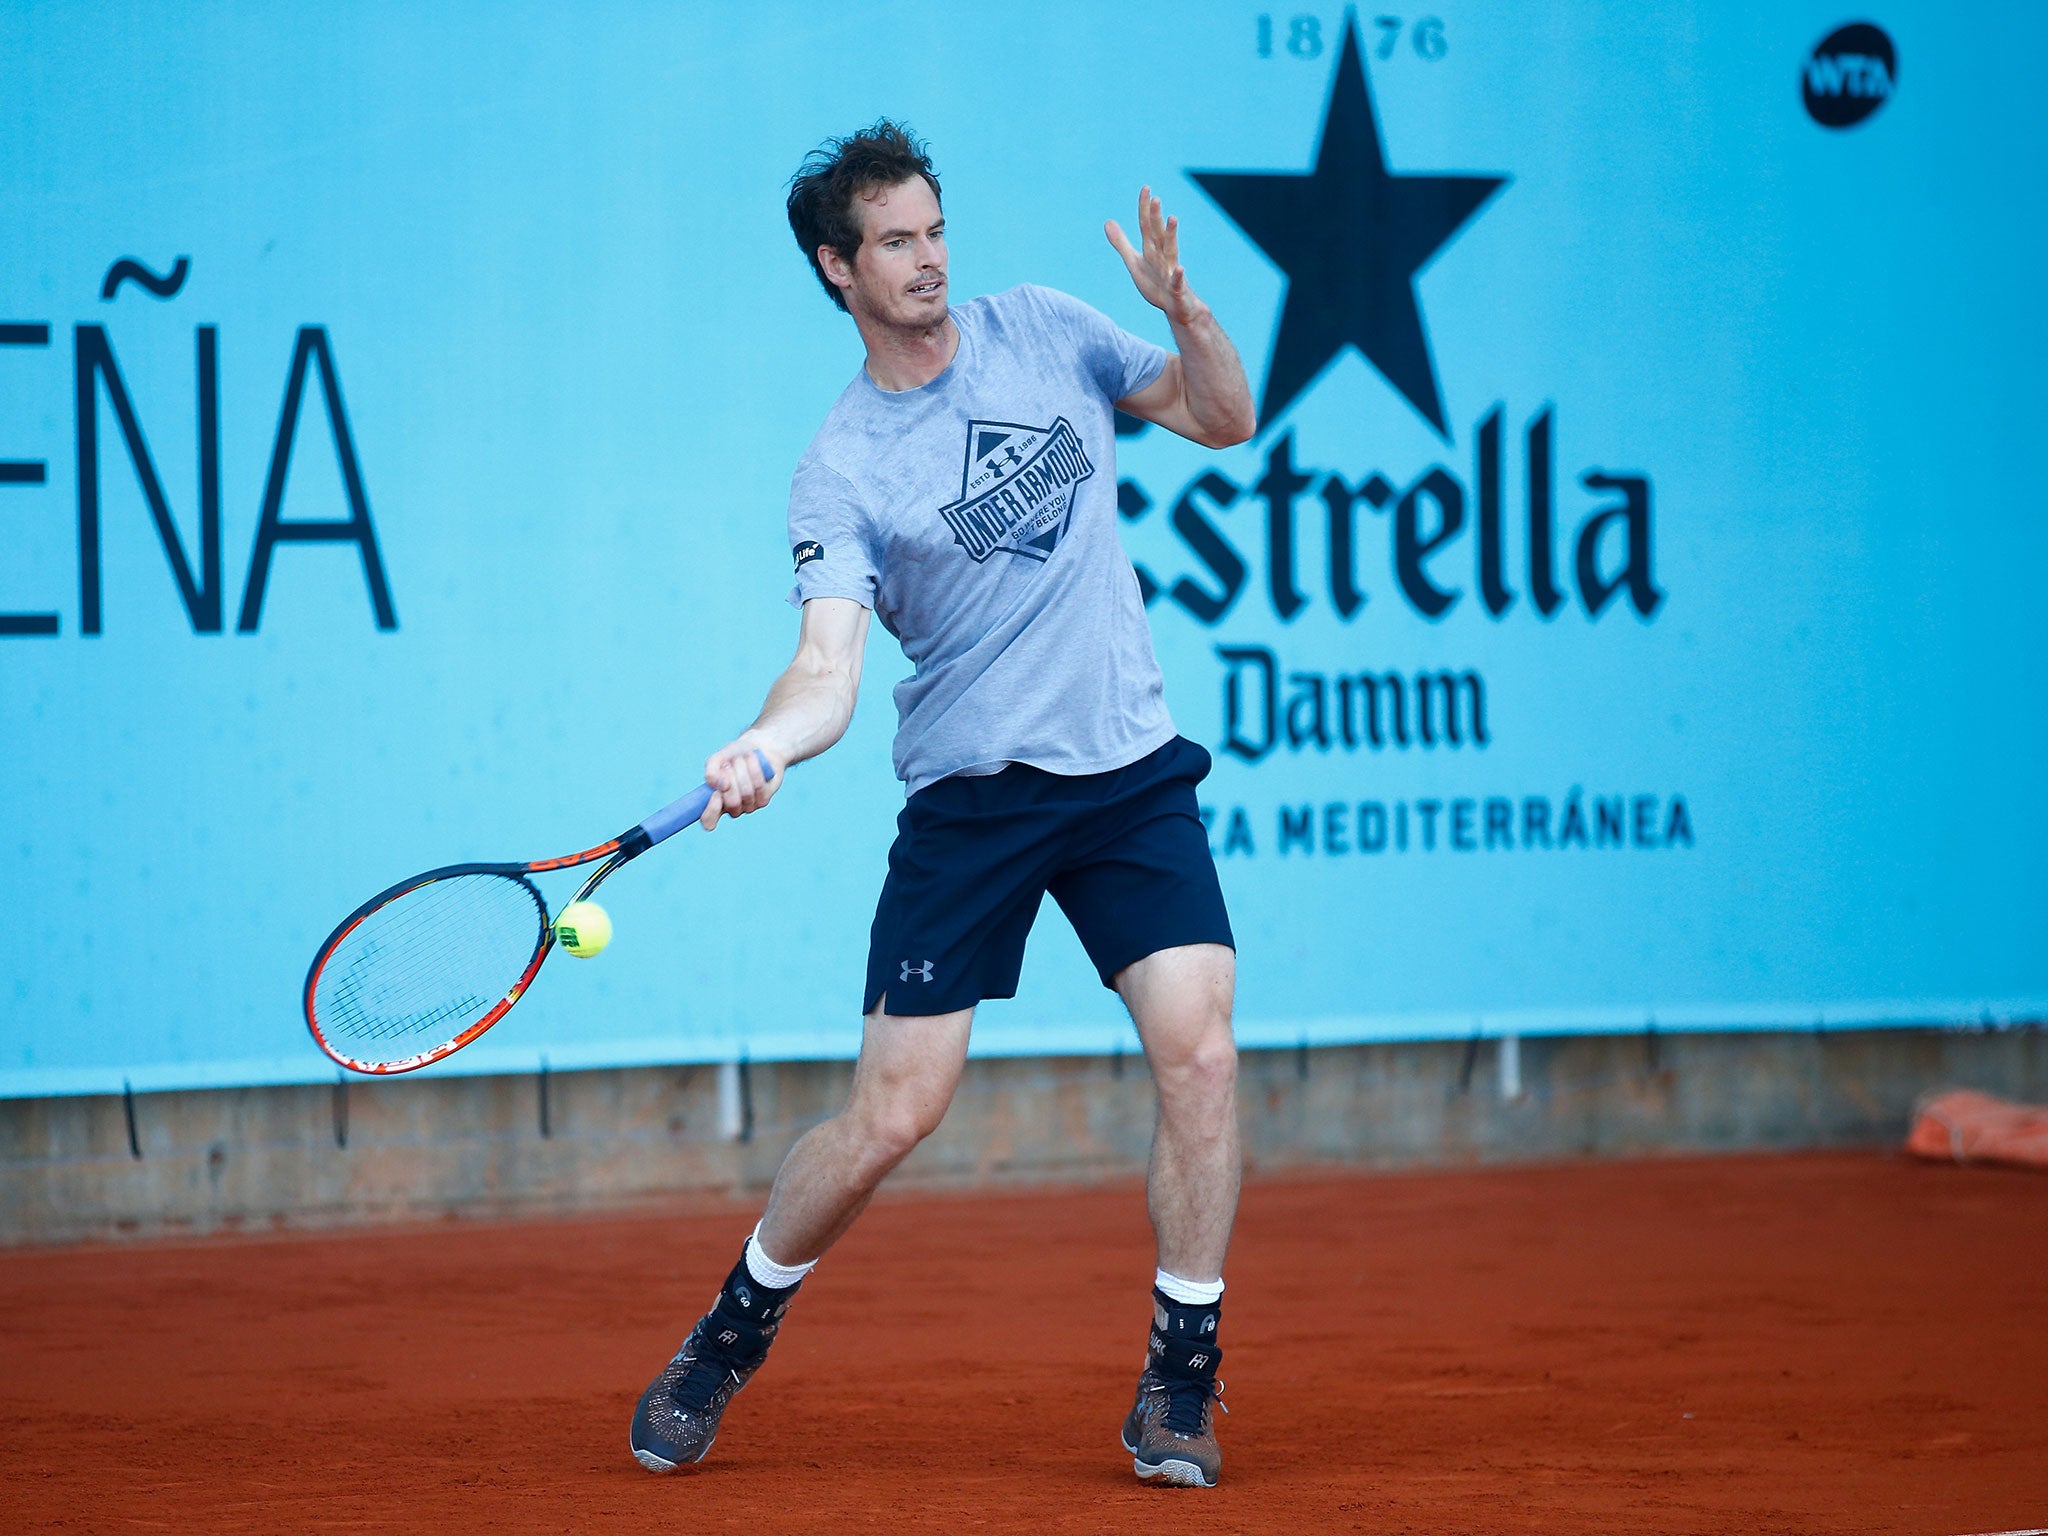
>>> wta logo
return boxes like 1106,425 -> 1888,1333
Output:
1803,22 -> 1897,129
939,417 -> 1094,563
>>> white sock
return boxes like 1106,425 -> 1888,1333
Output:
744,1223 -> 817,1290
1154,1268 -> 1224,1306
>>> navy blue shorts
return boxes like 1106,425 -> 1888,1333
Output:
864,735 -> 1234,1017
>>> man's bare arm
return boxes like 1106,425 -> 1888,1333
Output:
699,596 -> 871,829
1106,186 -> 1256,449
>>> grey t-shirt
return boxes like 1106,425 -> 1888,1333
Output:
786,284 -> 1177,795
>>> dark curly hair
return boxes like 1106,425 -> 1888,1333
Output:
786,120 -> 942,312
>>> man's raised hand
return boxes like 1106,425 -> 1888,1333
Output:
1105,186 -> 1208,330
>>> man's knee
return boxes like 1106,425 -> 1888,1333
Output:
854,1099 -> 944,1169
841,1005 -> 970,1175
1159,1024 -> 1237,1106
845,1065 -> 955,1173
1192,1027 -> 1238,1090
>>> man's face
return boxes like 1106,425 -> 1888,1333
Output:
829,176 -> 947,330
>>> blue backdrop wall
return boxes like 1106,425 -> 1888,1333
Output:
4,3 -> 2044,1094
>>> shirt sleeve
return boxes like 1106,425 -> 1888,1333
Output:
1021,284 -> 1170,405
785,459 -> 880,609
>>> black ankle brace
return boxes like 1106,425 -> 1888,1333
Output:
1151,1287 -> 1221,1344
1149,1286 -> 1223,1381
708,1249 -> 802,1352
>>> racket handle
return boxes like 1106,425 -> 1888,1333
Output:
637,749 -> 777,847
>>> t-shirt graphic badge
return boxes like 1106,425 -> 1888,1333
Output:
938,418 -> 1095,563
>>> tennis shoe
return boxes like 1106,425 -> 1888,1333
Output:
629,1313 -> 770,1472
1121,1362 -> 1227,1488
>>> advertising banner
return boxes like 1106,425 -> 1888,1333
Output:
3,3 -> 2043,1093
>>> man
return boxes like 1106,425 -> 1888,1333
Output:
630,121 -> 1256,1488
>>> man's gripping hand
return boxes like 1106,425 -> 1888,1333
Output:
700,737 -> 786,831
696,597 -> 871,831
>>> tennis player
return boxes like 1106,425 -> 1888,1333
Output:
631,121 -> 1255,1488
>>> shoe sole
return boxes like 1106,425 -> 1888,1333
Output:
1132,1456 -> 1215,1488
630,1432 -> 713,1474
1122,1431 -> 1216,1488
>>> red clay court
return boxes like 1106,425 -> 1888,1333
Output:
2,1150 -> 2042,1535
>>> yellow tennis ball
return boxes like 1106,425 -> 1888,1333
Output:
555,900 -> 612,958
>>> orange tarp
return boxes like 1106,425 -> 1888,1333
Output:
1906,1088 -> 2048,1170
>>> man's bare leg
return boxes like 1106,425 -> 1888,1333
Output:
754,1001 -> 974,1264
631,1000 -> 972,1471
1115,941 -> 1238,1488
1118,942 -> 1240,1280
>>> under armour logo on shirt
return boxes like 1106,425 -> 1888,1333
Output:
901,960 -> 934,982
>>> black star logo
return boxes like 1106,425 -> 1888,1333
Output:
1192,14 -> 1507,438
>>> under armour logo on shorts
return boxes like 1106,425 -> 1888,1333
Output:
901,959 -> 934,982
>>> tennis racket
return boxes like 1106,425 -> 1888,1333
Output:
304,751 -> 774,1075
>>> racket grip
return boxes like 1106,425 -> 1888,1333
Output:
637,750 -> 777,847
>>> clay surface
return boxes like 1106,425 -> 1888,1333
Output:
3,1153 -> 2043,1533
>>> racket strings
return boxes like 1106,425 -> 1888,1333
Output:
312,874 -> 548,1055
